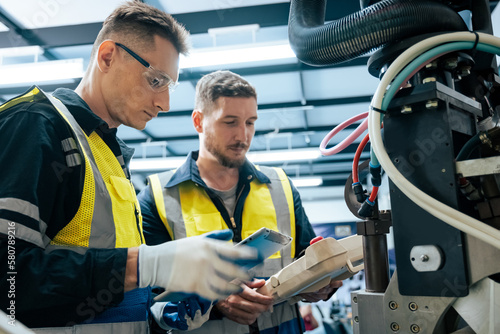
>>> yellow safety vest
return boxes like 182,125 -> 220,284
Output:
0,87 -> 147,333
148,165 -> 296,277
147,165 -> 299,334
0,86 -> 145,249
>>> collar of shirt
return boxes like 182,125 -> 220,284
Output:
52,88 -> 135,167
166,150 -> 270,189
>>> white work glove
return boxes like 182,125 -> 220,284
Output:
150,295 -> 213,331
138,229 -> 261,301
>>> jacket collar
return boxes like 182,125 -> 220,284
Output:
166,150 -> 270,188
52,88 -> 135,166
53,88 -> 111,137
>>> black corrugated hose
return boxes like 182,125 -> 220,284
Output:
288,0 -> 468,66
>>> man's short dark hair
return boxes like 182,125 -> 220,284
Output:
90,1 -> 189,63
194,70 -> 257,113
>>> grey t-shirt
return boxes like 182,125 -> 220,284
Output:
210,184 -> 238,216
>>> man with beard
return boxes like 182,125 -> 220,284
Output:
137,70 -> 342,333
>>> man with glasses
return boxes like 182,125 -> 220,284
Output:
0,2 -> 259,333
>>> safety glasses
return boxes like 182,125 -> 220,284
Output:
115,42 -> 179,93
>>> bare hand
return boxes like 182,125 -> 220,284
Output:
215,279 -> 274,325
299,279 -> 343,303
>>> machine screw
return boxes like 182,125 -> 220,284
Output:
401,105 -> 413,114
353,296 -> 358,303
459,65 -> 471,77
444,57 -> 458,69
410,324 -> 421,333
425,100 -> 438,109
423,77 -> 437,84
409,302 -> 419,311
354,316 -> 359,323
425,61 -> 437,69
390,322 -> 400,331
389,301 -> 399,310
420,255 -> 429,262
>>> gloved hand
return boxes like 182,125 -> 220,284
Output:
150,295 -> 213,331
138,229 -> 261,301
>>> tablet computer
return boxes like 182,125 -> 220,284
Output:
236,227 -> 292,263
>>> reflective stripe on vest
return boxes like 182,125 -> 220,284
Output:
148,165 -> 295,278
169,303 -> 299,334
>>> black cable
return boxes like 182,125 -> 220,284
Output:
370,106 -> 387,114
456,133 -> 482,161
471,30 -> 480,57
288,0 -> 468,66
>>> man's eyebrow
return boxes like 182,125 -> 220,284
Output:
221,115 -> 258,120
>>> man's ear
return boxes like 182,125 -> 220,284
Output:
192,110 -> 204,133
96,40 -> 117,73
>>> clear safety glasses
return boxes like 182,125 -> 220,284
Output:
115,42 -> 179,93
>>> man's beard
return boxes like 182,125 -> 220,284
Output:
205,132 -> 247,168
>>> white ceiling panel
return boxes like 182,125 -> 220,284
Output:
168,81 -> 197,111
0,0 -> 123,29
164,139 -> 199,155
134,144 -> 167,159
145,116 -> 196,138
116,125 -> 149,141
256,108 -> 306,131
0,21 -> 8,32
50,45 -> 93,62
189,25 -> 289,49
302,66 -> 379,100
250,134 -> 312,151
247,72 -> 303,105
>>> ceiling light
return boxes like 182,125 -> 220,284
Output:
208,24 -> 260,37
290,177 -> 323,188
179,41 -> 296,69
129,157 -> 187,171
247,148 -> 322,163
0,59 -> 84,86
0,46 -> 43,58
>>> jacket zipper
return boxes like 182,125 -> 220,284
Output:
212,183 -> 245,233
230,184 -> 246,228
